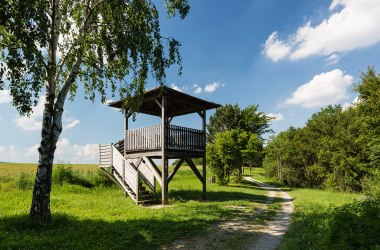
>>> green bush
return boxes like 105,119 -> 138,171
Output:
53,163 -> 93,188
89,170 -> 115,188
325,198 -> 380,249
17,173 -> 34,191
362,169 -> 380,199
52,162 -> 114,188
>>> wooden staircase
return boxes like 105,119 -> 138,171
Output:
99,142 -> 157,205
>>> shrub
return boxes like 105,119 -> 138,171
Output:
53,162 -> 93,188
325,198 -> 380,249
362,169 -> 380,199
17,173 -> 34,191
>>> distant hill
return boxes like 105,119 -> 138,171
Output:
0,161 -> 11,164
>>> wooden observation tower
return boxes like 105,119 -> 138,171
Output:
99,86 -> 220,205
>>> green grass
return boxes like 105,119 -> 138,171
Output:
246,168 -> 380,250
0,163 -> 268,249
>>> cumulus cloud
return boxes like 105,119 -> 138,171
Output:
263,0 -> 380,61
14,96 -> 44,131
342,96 -> 361,110
0,90 -> 12,104
170,83 -> 183,92
193,84 -> 202,94
0,145 -> 20,162
267,113 -> 284,121
263,32 -> 291,62
25,144 -> 39,160
55,138 -> 98,162
204,82 -> 221,93
15,96 -> 80,131
19,138 -> 98,163
63,118 -> 80,129
285,69 -> 353,108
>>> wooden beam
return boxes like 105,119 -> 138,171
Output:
185,158 -> 205,184
143,157 -> 163,187
134,157 -> 143,169
168,158 -> 184,183
155,99 -> 162,109
202,109 -> 207,200
124,112 -> 129,157
197,110 -> 205,119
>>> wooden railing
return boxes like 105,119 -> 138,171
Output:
99,144 -> 139,196
125,124 -> 205,152
167,125 -> 204,151
125,124 -> 161,152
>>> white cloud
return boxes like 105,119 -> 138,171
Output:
15,96 -> 80,131
105,99 -> 114,104
285,69 -> 353,108
63,118 -> 80,129
55,138 -> 98,163
0,138 -> 98,163
0,89 -> 12,104
342,96 -> 361,110
14,96 -> 44,131
204,82 -> 221,93
0,145 -> 20,162
267,113 -> 284,121
325,54 -> 340,65
193,84 -> 202,94
24,144 -> 39,160
263,32 -> 291,62
263,0 -> 380,61
170,83 -> 183,92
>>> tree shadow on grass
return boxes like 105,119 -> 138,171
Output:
168,180 -> 292,205
0,211 -> 222,250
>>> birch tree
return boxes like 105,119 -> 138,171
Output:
0,0 -> 189,221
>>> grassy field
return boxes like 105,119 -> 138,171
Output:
1,164 -> 378,249
0,163 -> 269,249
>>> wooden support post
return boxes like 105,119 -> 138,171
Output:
202,109 -> 207,200
124,111 -> 129,157
161,96 -> 168,205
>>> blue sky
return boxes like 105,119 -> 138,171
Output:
1,0 -> 380,163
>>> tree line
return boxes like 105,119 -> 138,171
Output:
264,67 -> 380,195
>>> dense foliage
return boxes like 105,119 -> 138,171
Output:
264,67 -> 380,193
207,104 -> 269,185
207,104 -> 272,142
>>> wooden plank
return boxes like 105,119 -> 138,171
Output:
168,158 -> 184,183
185,157 -> 205,184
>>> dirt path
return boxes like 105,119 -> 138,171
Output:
245,177 -> 294,250
162,178 -> 293,250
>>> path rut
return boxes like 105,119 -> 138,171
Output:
162,177 -> 293,250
